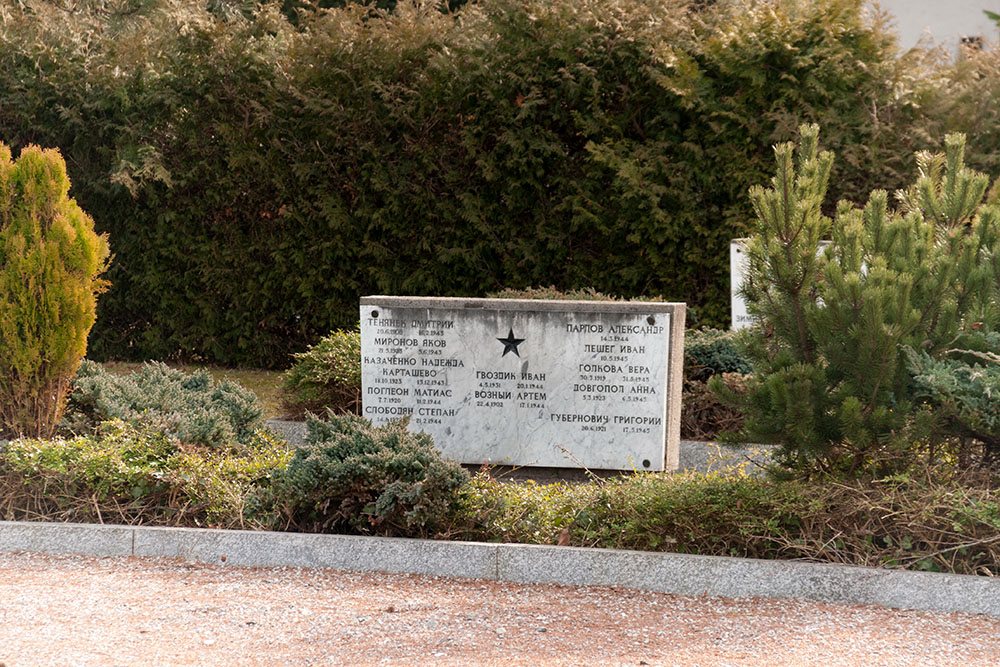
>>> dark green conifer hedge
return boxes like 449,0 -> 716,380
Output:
0,0 -> 964,367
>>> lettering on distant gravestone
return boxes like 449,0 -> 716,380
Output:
360,297 -> 685,471
730,239 -> 756,330
731,238 -> 832,330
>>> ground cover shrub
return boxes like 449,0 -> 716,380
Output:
100,361 -> 288,419
906,334 -> 1000,466
681,373 -> 748,441
450,473 -> 600,544
64,360 -> 267,451
0,0 -> 936,367
0,420 -> 290,528
262,411 -> 469,537
583,472 -> 1000,574
455,468 -> 1000,575
721,126 -> 1000,474
683,329 -> 752,381
681,328 -> 751,439
0,143 -> 110,438
281,327 -> 361,418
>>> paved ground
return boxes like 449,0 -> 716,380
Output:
2,551 -> 999,666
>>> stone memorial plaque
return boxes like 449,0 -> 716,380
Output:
360,296 -> 685,471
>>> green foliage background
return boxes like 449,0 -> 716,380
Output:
0,0 -> 974,367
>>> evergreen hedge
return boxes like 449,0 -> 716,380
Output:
0,0 -> 948,367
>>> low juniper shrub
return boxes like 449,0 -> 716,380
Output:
905,333 -> 1000,465
684,328 -> 752,382
263,411 -> 469,537
64,360 -> 267,450
281,327 -> 361,418
682,328 -> 751,439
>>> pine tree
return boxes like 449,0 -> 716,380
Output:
718,127 -> 1000,474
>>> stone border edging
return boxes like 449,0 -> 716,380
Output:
1,520 -> 997,617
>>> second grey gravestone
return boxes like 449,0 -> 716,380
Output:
360,296 -> 685,471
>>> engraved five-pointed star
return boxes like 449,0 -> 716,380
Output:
497,328 -> 526,357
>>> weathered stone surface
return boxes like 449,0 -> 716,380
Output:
361,296 -> 685,470
730,239 -> 756,330
0,521 -> 132,557
134,526 -> 498,579
495,543 -> 1000,617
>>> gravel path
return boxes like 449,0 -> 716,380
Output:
2,551 -> 999,666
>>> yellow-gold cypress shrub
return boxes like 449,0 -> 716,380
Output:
0,143 -> 110,438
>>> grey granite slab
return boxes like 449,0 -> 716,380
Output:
0,521 -> 132,557
133,526 -> 497,579
495,543 -> 1000,617
360,296 -> 685,471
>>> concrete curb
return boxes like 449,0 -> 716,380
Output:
2,520 -> 998,617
